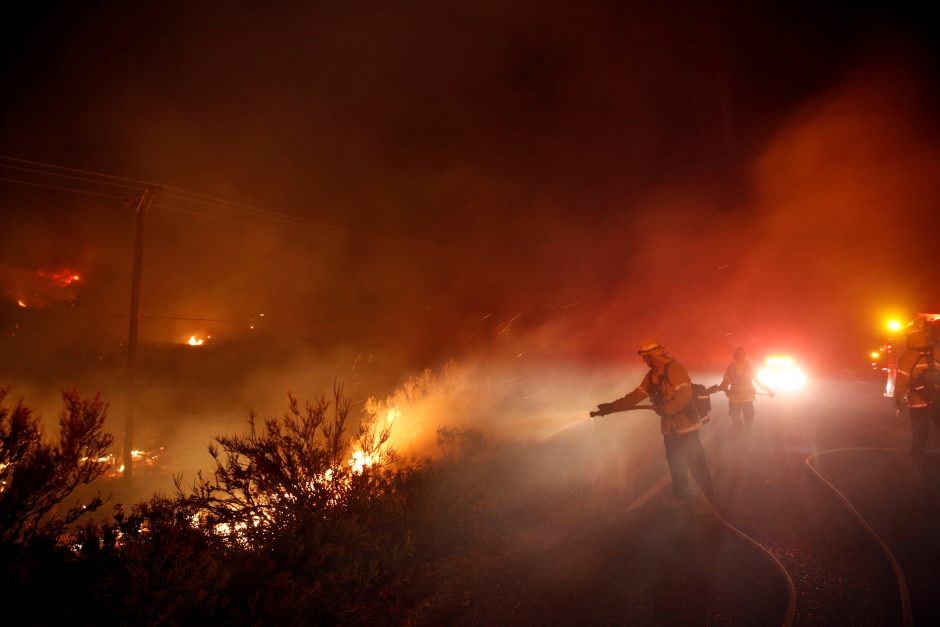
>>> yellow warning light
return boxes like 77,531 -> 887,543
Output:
887,320 -> 903,332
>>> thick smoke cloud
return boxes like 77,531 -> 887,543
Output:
1,2 -> 939,501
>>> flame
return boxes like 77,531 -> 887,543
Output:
81,447 -> 165,478
349,449 -> 378,474
887,320 -> 903,332
870,351 -> 881,359
16,300 -> 26,308
187,335 -> 205,346
38,269 -> 81,287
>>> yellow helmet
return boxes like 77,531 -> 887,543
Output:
637,339 -> 666,356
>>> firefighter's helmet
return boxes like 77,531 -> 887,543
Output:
638,339 -> 666,356
733,346 -> 746,358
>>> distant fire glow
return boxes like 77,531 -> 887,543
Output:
187,336 -> 205,346
83,447 -> 165,478
757,355 -> 807,391
38,269 -> 81,287
887,320 -> 903,332
16,299 -> 26,308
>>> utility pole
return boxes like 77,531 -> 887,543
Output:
124,188 -> 154,483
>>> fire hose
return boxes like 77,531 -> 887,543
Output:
590,406 -> 796,627
589,405 -> 653,417
805,447 -> 915,627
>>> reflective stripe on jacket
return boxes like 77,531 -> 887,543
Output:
896,349 -> 932,409
609,358 -> 699,434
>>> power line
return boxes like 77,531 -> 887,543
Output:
150,201 -> 383,243
150,201 -> 353,240
0,155 -> 417,251
157,192 -> 387,241
0,162 -> 142,191
0,176 -> 127,201
0,154 -> 160,187
0,173 -> 422,264
9,311 -> 255,323
0,154 -> 316,226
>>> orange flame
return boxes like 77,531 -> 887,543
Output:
349,449 -> 378,474
38,269 -> 81,287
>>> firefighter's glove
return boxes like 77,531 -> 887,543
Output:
595,403 -> 615,416
706,385 -> 721,395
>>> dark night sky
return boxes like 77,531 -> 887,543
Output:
2,0 -> 940,384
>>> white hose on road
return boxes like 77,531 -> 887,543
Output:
618,420 -> 797,627
707,505 -> 797,627
805,447 -> 915,627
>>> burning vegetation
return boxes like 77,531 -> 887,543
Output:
2,267 -> 82,309
0,385 -> 507,624
182,386 -> 397,548
0,390 -> 111,546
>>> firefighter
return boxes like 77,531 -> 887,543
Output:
894,328 -> 940,458
593,339 -> 716,505
709,347 -> 774,432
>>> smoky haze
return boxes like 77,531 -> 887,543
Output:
1,2 -> 939,498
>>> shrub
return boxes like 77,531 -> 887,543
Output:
179,385 -> 416,622
0,389 -> 112,547
0,390 -> 113,624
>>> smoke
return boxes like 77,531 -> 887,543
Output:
2,4 -> 940,506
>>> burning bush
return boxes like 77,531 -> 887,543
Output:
0,389 -> 111,548
171,385 -> 423,621
0,386 -> 502,625
0,390 -> 114,623
182,385 -> 398,545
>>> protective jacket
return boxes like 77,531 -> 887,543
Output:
896,348 -> 933,409
720,360 -> 758,404
607,357 -> 699,434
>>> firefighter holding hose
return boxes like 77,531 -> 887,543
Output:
592,339 -> 716,506
709,346 -> 774,433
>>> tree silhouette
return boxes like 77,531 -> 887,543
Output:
0,389 -> 112,547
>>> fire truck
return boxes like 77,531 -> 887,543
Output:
873,313 -> 940,398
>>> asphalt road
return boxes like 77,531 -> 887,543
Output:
430,378 -> 939,626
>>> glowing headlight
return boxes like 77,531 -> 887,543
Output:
757,355 -> 807,391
